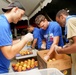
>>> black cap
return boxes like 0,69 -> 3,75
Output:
2,1 -> 25,12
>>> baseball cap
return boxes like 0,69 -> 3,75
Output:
2,1 -> 25,12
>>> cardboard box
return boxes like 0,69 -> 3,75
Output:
37,50 -> 72,75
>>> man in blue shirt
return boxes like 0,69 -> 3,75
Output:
0,1 -> 33,73
35,15 -> 64,61
27,25 -> 42,49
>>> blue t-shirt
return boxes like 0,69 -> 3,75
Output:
33,27 -> 42,49
40,21 -> 64,49
0,14 -> 12,73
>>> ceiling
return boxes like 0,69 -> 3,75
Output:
0,0 -> 52,20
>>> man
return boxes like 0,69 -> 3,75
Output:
55,9 -> 76,54
35,15 -> 64,61
55,9 -> 76,75
27,25 -> 42,49
0,1 -> 33,73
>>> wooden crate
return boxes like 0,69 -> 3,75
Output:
37,50 -> 72,75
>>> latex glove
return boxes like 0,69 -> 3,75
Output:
41,44 -> 46,49
54,45 -> 62,54
63,44 -> 68,48
63,43 -> 71,48
44,55 -> 50,61
23,33 -> 33,42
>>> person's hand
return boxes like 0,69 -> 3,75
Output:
54,45 -> 62,54
41,44 -> 46,49
44,55 -> 50,61
22,33 -> 33,42
31,45 -> 35,49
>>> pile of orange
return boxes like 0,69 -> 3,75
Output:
12,58 -> 38,72
19,50 -> 33,56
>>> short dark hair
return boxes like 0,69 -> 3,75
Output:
35,15 -> 46,25
2,1 -> 25,12
56,9 -> 69,18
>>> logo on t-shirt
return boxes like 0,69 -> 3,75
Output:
44,33 -> 54,41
